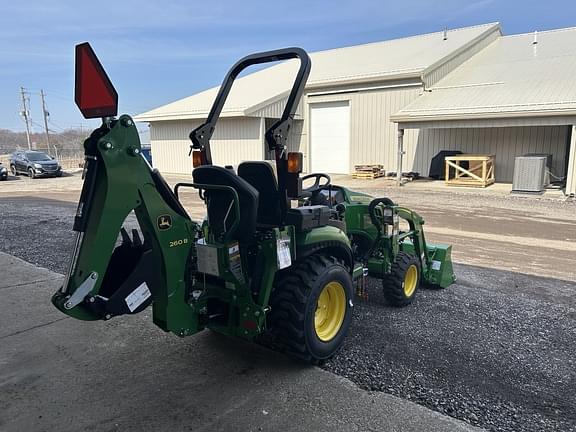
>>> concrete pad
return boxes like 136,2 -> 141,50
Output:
0,252 -> 60,288
0,252 -> 483,432
0,253 -> 65,338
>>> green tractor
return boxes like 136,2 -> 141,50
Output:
52,43 -> 455,363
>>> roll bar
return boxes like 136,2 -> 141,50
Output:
189,47 -> 311,165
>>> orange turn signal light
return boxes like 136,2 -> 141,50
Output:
287,152 -> 303,174
192,150 -> 206,168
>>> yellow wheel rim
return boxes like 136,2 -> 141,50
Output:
403,264 -> 418,297
314,281 -> 346,342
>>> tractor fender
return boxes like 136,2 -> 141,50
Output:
294,226 -> 354,272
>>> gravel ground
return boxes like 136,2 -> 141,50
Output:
325,270 -> 576,432
1,196 -> 575,432
0,198 -> 78,274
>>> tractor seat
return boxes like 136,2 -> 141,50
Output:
238,161 -> 283,227
193,165 -> 259,243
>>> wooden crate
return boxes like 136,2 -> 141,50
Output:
445,154 -> 495,188
353,164 -> 385,179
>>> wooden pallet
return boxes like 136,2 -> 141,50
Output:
352,170 -> 385,179
445,154 -> 495,188
354,164 -> 384,172
353,164 -> 385,179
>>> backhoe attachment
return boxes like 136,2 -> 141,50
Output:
52,43 -> 200,337
52,115 -> 200,336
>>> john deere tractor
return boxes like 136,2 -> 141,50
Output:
52,43 -> 455,363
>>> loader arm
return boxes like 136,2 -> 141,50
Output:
52,116 -> 201,336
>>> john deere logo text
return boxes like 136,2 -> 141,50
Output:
157,215 -> 172,231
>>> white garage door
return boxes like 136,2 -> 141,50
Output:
310,101 -> 350,174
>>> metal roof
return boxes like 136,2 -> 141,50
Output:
392,27 -> 576,123
134,23 -> 499,122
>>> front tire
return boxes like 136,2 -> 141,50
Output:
268,254 -> 353,364
382,252 -> 420,307
28,168 -> 35,179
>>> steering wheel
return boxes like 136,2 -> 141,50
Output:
302,173 -> 331,193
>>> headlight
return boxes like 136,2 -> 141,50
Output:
34,163 -> 42,169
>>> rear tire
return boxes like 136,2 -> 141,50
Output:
382,252 -> 420,307
268,254 -> 353,364
28,168 -> 35,179
10,165 -> 17,176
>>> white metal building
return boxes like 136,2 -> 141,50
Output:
135,23 -> 500,171
392,27 -> 576,196
134,23 -> 576,196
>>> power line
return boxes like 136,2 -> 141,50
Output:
31,120 -> 46,129
37,90 -> 69,101
35,88 -> 151,116
32,121 -> 61,135
47,117 -> 65,129
47,121 -> 65,132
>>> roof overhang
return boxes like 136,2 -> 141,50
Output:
394,112 -> 576,129
133,110 -> 247,122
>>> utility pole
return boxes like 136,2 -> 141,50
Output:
40,89 -> 51,155
20,87 -> 32,150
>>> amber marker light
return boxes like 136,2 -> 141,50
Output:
192,150 -> 206,167
287,152 -> 303,174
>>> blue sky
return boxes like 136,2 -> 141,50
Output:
2,0 -> 574,133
